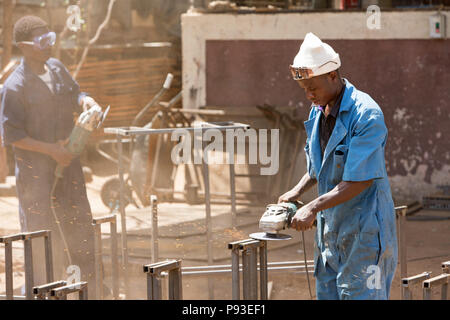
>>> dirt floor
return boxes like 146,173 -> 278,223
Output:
0,173 -> 449,300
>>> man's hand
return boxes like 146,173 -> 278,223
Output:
80,96 -> 99,112
49,140 -> 74,167
278,189 -> 300,204
289,202 -> 317,231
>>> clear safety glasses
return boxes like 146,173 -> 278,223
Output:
289,66 -> 314,80
20,31 -> 56,50
289,61 -> 339,80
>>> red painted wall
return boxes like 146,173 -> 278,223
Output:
206,39 -> 450,181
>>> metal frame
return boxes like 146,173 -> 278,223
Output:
143,259 -> 183,300
50,282 -> 88,300
33,280 -> 67,300
104,121 -> 250,298
92,214 -> 120,300
0,230 -> 53,300
395,205 -> 408,298
150,195 -> 159,263
442,261 -> 450,274
423,273 -> 449,300
228,239 -> 269,300
402,272 -> 432,300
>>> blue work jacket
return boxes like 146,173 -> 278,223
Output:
0,58 -> 91,231
304,79 -> 398,274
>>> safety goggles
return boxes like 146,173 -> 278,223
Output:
289,61 -> 339,80
20,31 -> 56,50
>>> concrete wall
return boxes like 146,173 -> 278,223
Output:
181,10 -> 450,202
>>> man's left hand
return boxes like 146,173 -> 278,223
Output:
80,96 -> 99,112
289,203 -> 317,231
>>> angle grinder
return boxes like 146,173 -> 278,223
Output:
250,201 -> 304,241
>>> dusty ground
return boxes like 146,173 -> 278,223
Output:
0,174 -> 449,300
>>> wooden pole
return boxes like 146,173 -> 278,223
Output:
2,0 -> 15,69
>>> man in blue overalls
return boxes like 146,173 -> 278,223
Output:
279,33 -> 397,299
1,16 -> 100,298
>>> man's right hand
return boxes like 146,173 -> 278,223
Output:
278,189 -> 300,204
49,140 -> 74,167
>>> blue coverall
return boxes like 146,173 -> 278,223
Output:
0,58 -> 96,295
304,79 -> 398,299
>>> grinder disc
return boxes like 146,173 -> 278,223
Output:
250,232 -> 292,241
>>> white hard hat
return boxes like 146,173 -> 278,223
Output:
290,32 -> 341,80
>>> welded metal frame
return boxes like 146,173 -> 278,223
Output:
143,259 -> 183,300
92,214 -> 120,300
0,230 -> 54,300
50,282 -> 88,300
401,272 -> 432,300
423,273 -> 449,300
104,121 -> 250,299
395,205 -> 408,298
228,238 -> 269,300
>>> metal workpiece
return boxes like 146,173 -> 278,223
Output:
92,214 -> 120,300
50,282 -> 88,300
150,195 -> 159,264
395,205 -> 408,298
143,259 -> 183,300
442,261 -> 450,274
228,238 -> 268,300
33,281 -> 67,300
104,121 -> 250,300
402,272 -> 432,300
422,273 -> 450,300
0,230 -> 54,300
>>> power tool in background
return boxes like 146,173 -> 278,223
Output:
250,201 -> 315,299
51,104 -> 110,265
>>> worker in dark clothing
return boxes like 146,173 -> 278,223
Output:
0,16 -> 99,298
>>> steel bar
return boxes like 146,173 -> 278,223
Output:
143,260 -> 182,300
395,205 -> 408,298
181,266 -> 315,276
50,282 -> 88,300
230,244 -> 241,300
422,273 -> 449,300
229,161 -> 237,228
117,134 -> 130,297
44,232 -> 54,284
202,137 -> 214,300
93,223 -> 104,300
182,260 -> 315,271
242,247 -> 250,300
151,195 -> 159,263
110,216 -> 119,300
104,123 -> 250,136
92,215 -> 120,300
33,281 -> 67,300
4,241 -> 13,300
259,241 -> 268,300
23,237 -> 34,300
402,272 -> 432,300
442,261 -> 450,274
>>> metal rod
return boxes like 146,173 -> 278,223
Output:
231,247 -> 240,300
33,280 -> 67,300
93,223 -> 104,300
229,161 -> 237,228
395,205 -> 408,298
181,265 -> 315,276
23,237 -> 34,300
44,232 -> 54,284
242,249 -> 250,300
110,216 -> 120,300
4,242 -> 13,300
249,247 -> 258,299
117,134 -> 130,297
182,260 -> 315,270
259,241 -> 268,300
202,137 -> 214,300
151,195 -> 159,263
